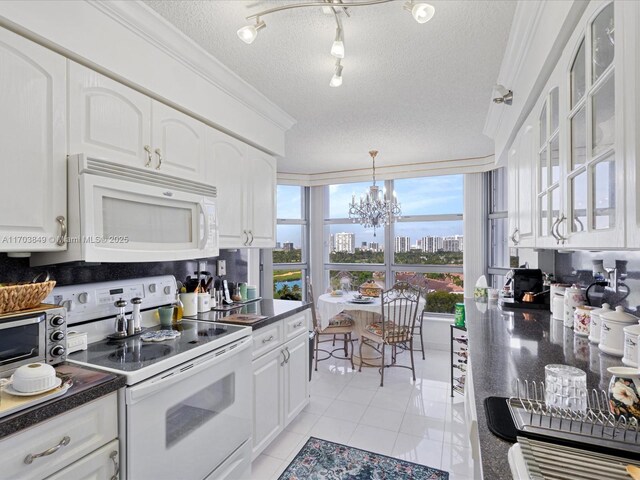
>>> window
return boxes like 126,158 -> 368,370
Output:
272,185 -> 308,300
487,168 -> 517,288
324,175 -> 464,314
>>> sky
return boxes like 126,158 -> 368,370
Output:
276,176 -> 464,247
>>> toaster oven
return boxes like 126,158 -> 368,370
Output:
0,305 -> 67,377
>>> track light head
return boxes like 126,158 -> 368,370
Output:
330,61 -> 343,87
331,27 -> 345,58
237,19 -> 266,44
403,2 -> 435,24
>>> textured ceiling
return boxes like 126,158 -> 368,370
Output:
143,0 -> 516,175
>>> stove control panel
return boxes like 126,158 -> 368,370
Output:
45,276 -> 176,325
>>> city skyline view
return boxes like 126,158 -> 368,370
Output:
276,175 -> 464,248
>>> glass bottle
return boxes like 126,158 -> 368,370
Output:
173,292 -> 184,323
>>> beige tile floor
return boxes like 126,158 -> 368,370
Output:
250,348 -> 476,480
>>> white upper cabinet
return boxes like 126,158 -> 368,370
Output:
208,131 -> 247,247
508,115 -> 536,248
561,1 -> 624,248
207,130 -> 276,249
69,62 -> 206,181
0,28 -> 67,252
245,146 -> 276,248
151,101 -> 207,178
68,61 -> 152,168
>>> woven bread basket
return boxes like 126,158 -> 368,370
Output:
0,281 -> 56,314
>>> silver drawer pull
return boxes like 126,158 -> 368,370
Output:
293,321 -> 303,328
110,450 -> 119,480
262,335 -> 274,343
24,436 -> 70,464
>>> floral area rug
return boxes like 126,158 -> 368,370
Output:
278,437 -> 449,480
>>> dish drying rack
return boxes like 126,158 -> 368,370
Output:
508,378 -> 640,457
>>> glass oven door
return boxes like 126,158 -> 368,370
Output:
125,338 -> 251,480
0,313 -> 45,376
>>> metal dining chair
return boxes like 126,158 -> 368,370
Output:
306,277 -> 355,370
358,281 -> 422,386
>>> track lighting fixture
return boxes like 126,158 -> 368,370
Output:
403,2 -> 435,24
492,84 -> 513,105
330,60 -> 343,87
237,0 -> 435,87
236,19 -> 266,44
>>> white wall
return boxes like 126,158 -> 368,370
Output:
463,173 -> 487,298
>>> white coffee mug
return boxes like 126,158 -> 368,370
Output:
180,293 -> 198,317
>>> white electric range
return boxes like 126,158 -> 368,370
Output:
46,276 -> 253,480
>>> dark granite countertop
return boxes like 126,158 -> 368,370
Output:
465,300 -> 623,480
186,299 -> 311,330
0,363 -> 125,439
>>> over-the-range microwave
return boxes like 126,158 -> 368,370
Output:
32,154 -> 218,266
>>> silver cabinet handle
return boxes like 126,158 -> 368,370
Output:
293,321 -> 303,328
249,230 -> 254,245
550,217 -> 560,243
280,347 -> 290,366
24,436 -> 70,464
557,214 -> 568,244
110,450 -> 119,480
155,148 -> 162,170
243,230 -> 249,246
56,216 -> 66,246
144,145 -> 152,167
262,335 -> 274,344
510,227 -> 519,245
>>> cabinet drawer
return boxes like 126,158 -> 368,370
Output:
285,312 -> 309,340
252,322 -> 283,358
45,439 -> 119,480
0,393 -> 118,480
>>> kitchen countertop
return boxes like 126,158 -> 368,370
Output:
0,363 -> 125,440
186,298 -> 311,329
465,300 -> 622,480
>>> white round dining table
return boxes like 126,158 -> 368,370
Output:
317,292 -> 425,367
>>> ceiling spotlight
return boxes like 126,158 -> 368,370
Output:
492,84 -> 513,105
404,2 -> 435,24
331,27 -> 345,58
237,19 -> 266,44
330,61 -> 343,87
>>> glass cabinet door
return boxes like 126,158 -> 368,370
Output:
537,86 -> 560,243
567,2 -> 616,240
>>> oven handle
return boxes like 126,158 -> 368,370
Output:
127,337 -> 251,404
0,316 -> 44,330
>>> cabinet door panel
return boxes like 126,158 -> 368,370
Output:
0,28 -> 66,251
246,148 -> 276,248
209,131 -> 247,248
517,124 -> 536,245
283,333 -> 309,426
152,101 -> 206,179
252,348 -> 284,459
69,62 -> 151,167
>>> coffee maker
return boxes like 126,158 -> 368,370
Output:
500,268 -> 550,310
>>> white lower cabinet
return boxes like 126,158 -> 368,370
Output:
0,393 -> 118,480
45,439 -> 119,480
251,312 -> 310,459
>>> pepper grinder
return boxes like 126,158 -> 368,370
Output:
114,298 -> 128,337
131,297 -> 142,333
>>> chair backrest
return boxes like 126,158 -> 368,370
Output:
331,271 -> 356,292
380,281 -> 422,343
305,276 -> 320,330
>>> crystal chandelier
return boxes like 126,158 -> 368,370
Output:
348,150 -> 401,236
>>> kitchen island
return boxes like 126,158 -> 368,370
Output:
465,300 -> 621,480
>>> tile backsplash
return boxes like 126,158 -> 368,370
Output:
0,250 -> 247,288
554,250 -> 640,313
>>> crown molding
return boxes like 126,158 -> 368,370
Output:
278,155 -> 497,186
90,1 -> 296,133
